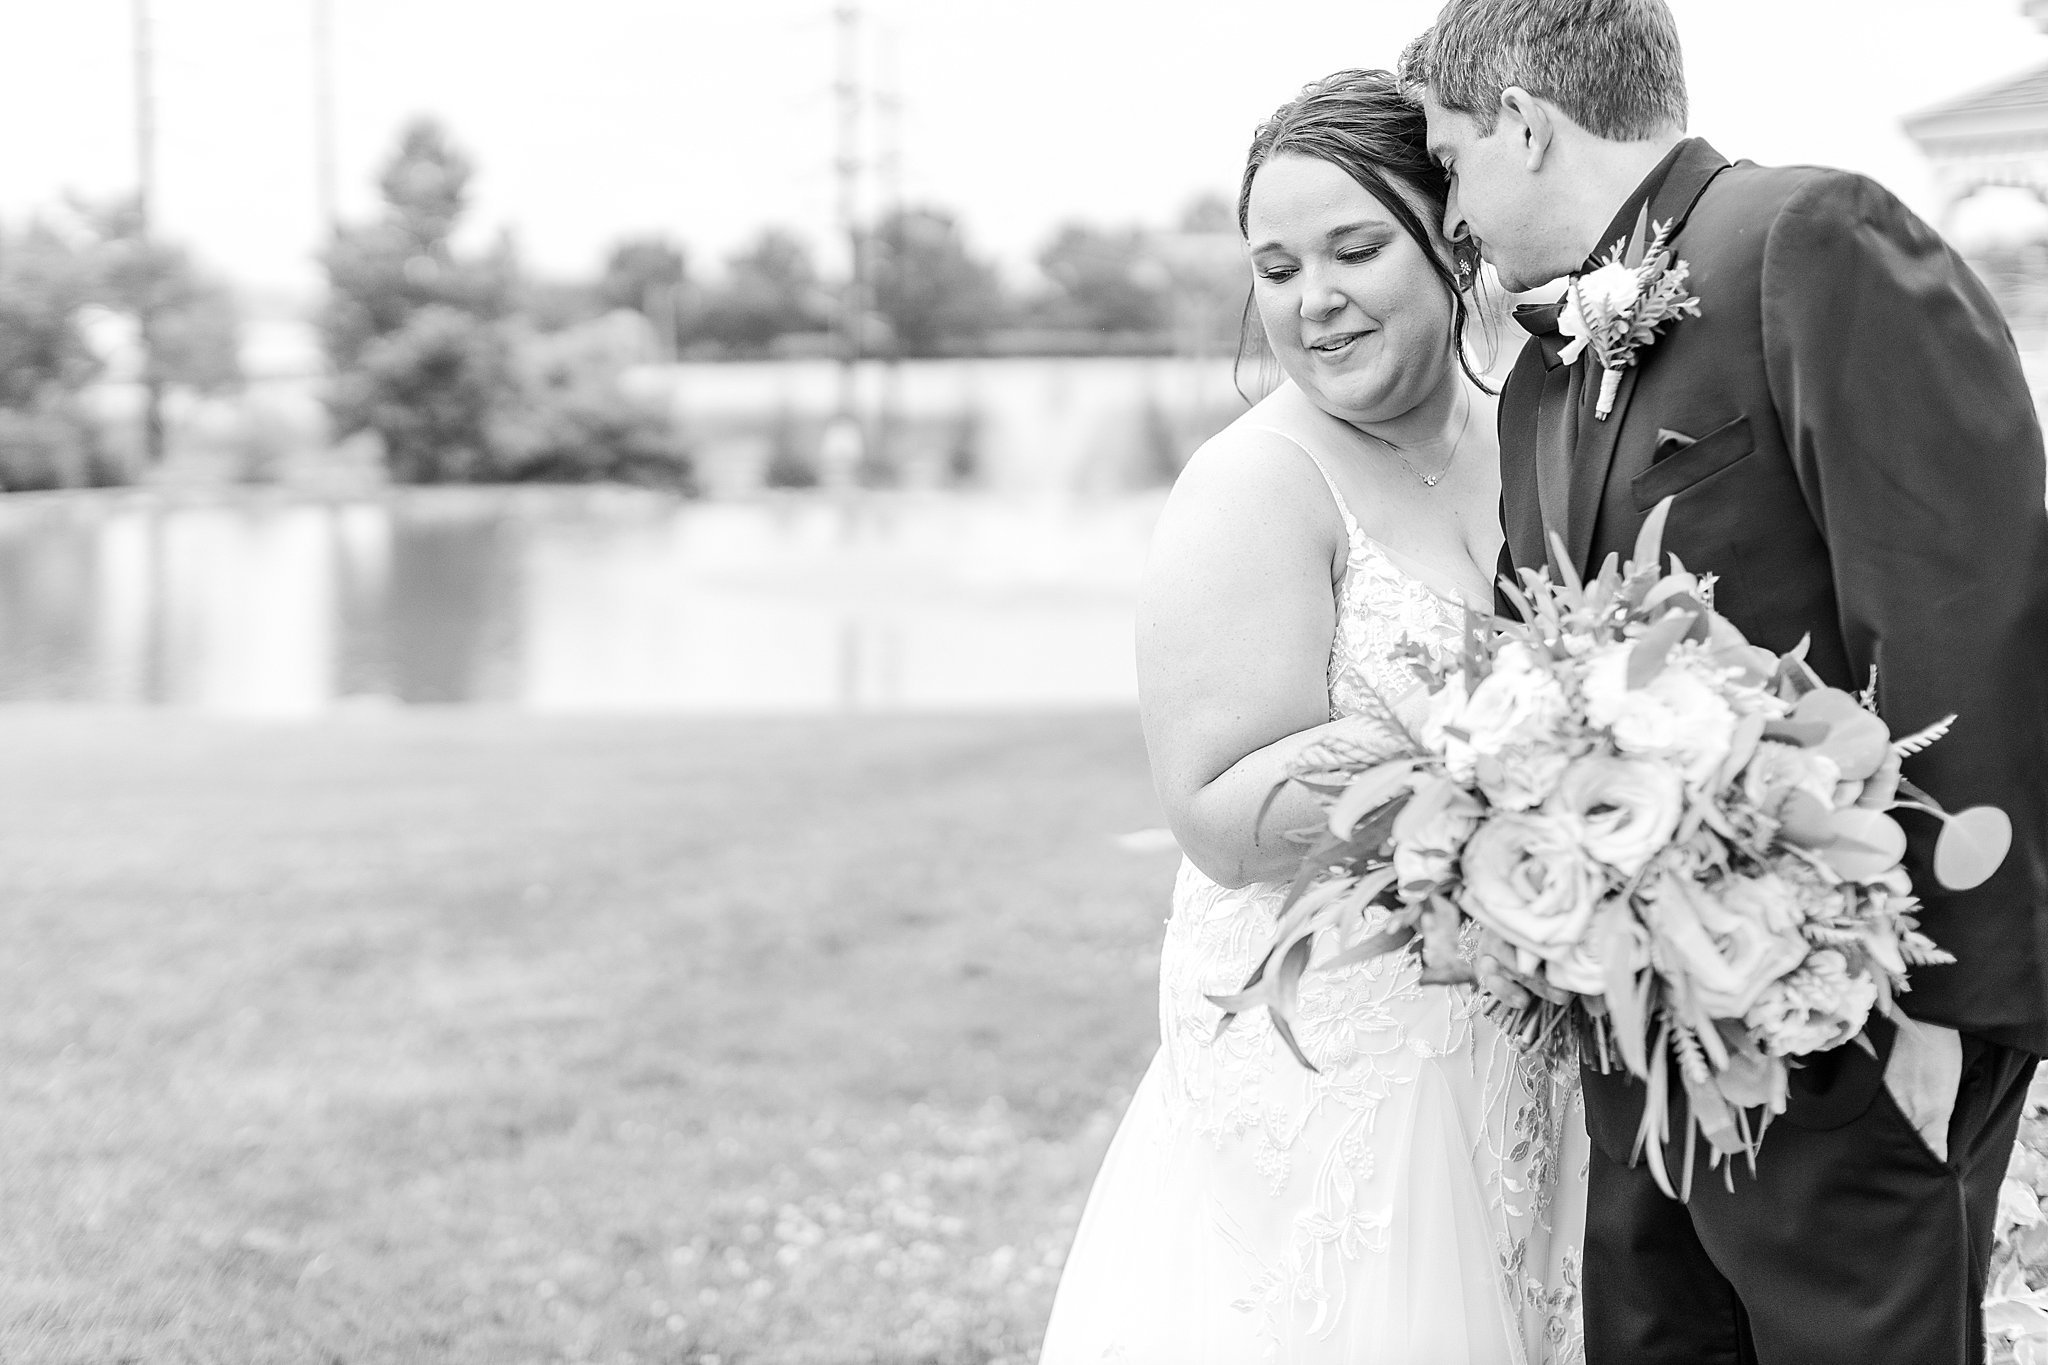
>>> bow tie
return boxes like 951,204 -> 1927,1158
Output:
1514,299 -> 1573,371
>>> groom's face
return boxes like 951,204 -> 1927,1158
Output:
1423,96 -> 1564,293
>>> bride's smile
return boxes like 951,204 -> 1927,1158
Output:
1246,153 -> 1459,430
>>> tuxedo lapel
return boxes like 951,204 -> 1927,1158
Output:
1565,360 -> 1638,572
1560,139 -> 1732,575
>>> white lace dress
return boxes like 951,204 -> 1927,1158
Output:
1040,385 -> 1588,1365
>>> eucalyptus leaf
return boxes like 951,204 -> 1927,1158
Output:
1270,1010 -> 1316,1073
1637,1030 -> 1677,1199
1642,576 -> 1700,613
1268,937 -> 1319,1071
1549,532 -> 1582,594
1498,577 -> 1534,624
1760,718 -> 1831,748
1790,688 -> 1891,781
1626,610 -> 1696,689
1774,790 -> 1835,848
1317,924 -> 1416,974
1934,806 -> 2013,891
1632,496 -> 1675,573
1713,711 -> 1766,790
1347,791 -> 1414,860
1819,809 -> 1907,882
1326,761 -> 1419,838
1601,911 -> 1651,1080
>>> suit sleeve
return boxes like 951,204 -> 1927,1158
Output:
1761,171 -> 2048,991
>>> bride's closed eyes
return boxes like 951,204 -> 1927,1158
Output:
1251,228 -> 1395,283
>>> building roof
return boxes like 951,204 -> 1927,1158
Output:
1905,62 -> 2048,142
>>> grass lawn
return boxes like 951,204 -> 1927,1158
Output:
0,708 -> 1176,1365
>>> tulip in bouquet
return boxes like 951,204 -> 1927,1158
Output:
1212,499 -> 2013,1196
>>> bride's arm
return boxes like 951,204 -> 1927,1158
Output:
1138,431 -> 1353,890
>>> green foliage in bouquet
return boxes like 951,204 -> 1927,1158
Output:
1212,498 -> 2013,1198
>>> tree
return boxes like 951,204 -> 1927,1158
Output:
867,207 -> 1005,356
74,197 -> 242,396
497,311 -> 694,491
0,222 -> 105,489
321,119 -> 516,381
352,305 -> 514,484
693,229 -> 827,353
323,119 -> 691,489
321,119 -> 522,480
0,224 -> 97,410
1036,222 -> 1170,334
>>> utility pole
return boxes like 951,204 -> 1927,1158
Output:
874,21 -> 903,480
312,0 -> 338,236
832,1 -> 864,426
132,0 -> 165,465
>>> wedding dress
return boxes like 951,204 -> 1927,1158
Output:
1039,384 -> 1588,1365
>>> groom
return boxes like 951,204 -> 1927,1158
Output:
1403,2 -> 2048,1361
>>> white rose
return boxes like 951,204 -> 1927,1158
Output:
1475,745 -> 1571,811
1459,811 -> 1603,962
1390,778 -> 1482,901
1459,644 -> 1568,758
1580,647 -> 1736,785
1642,872 -> 1810,1020
1742,741 -> 1842,816
1557,262 -> 1639,365
1580,645 -> 1656,733
1544,933 -> 1609,995
1643,662 -> 1738,785
1419,675 -> 1478,782
1548,755 -> 1684,876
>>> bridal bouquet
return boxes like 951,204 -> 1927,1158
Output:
1213,500 -> 2013,1195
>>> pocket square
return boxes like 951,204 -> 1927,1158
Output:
1653,428 -> 1696,463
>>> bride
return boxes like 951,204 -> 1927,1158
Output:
1039,71 -> 1586,1365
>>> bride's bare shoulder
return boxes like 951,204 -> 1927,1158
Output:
1163,389 -> 1335,530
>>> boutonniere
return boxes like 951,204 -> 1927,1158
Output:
1558,207 -> 1702,419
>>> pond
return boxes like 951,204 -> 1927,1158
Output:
0,488 -> 1162,715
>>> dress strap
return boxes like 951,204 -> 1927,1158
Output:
1245,425 -> 1366,552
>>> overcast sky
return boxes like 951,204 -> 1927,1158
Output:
0,0 -> 2037,298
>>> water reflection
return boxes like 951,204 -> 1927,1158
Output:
0,489 -> 1157,714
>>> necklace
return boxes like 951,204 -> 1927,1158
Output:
1363,387 -> 1472,487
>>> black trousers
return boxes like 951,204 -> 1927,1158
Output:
1581,1024 -> 2037,1365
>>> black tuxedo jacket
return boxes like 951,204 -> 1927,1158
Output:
1498,139 -> 2048,1053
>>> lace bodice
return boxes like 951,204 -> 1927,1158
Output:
1141,390 -> 1585,1363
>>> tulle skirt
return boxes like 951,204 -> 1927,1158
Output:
1039,866 -> 1587,1364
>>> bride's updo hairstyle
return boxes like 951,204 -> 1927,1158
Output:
1235,69 -> 1487,401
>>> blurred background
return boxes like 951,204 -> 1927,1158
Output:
0,1 -> 2045,1362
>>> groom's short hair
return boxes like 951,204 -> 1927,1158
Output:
1400,0 -> 1687,141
